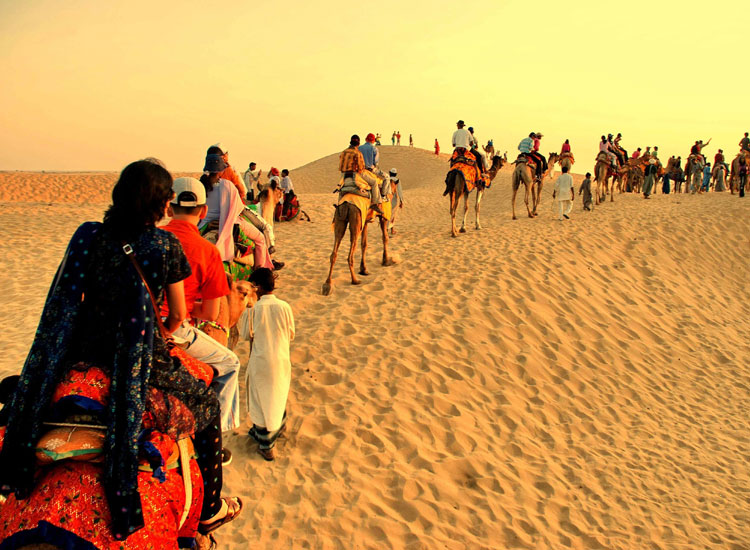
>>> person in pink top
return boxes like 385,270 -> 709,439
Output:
631,148 -> 642,159
561,139 -> 571,154
599,136 -> 617,169
531,132 -> 548,177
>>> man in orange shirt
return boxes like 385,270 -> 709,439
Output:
162,177 -> 242,435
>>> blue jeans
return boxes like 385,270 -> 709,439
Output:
173,321 -> 241,432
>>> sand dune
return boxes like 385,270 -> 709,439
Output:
1,149 -> 749,549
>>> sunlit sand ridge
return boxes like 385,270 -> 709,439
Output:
1,146 -> 749,549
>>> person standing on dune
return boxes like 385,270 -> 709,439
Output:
434,138 -> 440,155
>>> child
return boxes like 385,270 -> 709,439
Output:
579,172 -> 593,211
244,268 -> 295,461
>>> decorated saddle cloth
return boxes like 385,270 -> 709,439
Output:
560,152 -> 576,163
0,363 -> 204,550
449,150 -> 480,192
333,193 -> 370,231
514,153 -> 537,172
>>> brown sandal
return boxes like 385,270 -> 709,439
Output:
198,496 -> 243,535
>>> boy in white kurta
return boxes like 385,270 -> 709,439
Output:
245,268 -> 295,460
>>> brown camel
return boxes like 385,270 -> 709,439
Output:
557,152 -> 575,173
360,206 -> 395,277
730,152 -> 750,194
510,159 -> 535,219
198,278 -> 255,349
594,152 -> 613,203
510,153 -> 556,219
322,199 -> 364,295
459,154 -> 507,231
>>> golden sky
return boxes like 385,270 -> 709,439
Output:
0,0 -> 746,173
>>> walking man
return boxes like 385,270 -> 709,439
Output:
552,165 -> 574,220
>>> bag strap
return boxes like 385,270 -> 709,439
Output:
122,242 -> 171,342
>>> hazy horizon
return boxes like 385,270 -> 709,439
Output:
1,0 -> 746,173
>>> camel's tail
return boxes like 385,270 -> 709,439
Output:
444,169 -> 465,197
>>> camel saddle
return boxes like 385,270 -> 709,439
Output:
514,153 -> 536,171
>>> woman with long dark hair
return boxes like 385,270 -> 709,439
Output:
0,159 -> 241,549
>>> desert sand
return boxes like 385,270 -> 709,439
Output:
1,146 -> 749,549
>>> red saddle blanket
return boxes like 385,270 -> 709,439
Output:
450,150 -> 480,192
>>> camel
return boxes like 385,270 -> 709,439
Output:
594,152 -> 613,203
323,171 -> 392,294
556,152 -> 575,173
510,153 -> 555,219
322,200 -> 363,295
446,150 -> 481,237
197,278 -> 255,349
360,205 -> 395,277
458,154 -> 507,232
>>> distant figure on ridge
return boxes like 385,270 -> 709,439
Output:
434,138 -> 440,155
409,134 -> 413,147
396,131 -> 401,146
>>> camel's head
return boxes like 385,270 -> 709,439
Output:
232,280 -> 256,309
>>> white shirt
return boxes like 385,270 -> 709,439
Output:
553,173 -> 574,201
244,169 -> 261,189
247,294 -> 295,431
280,175 -> 294,194
452,128 -> 472,149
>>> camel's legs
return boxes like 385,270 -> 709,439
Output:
460,191 -> 469,232
450,189 -> 460,237
511,182 -> 518,220
523,182 -> 534,218
380,217 -> 392,266
348,211 -> 362,284
475,189 -> 484,229
322,208 -> 350,294
358,215 -> 369,276
533,180 -> 543,215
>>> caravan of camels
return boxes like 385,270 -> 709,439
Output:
319,124 -> 749,295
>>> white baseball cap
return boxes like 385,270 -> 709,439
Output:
171,177 -> 206,207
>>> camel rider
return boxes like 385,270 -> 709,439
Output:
690,138 -> 711,161
599,136 -> 617,170
606,134 -> 623,166
613,133 -> 628,164
518,132 -> 543,180
338,134 -> 384,214
467,127 -> 487,172
713,149 -> 729,176
483,140 -> 495,160
631,147 -> 642,159
532,133 -> 548,175
740,132 -> 750,154
452,120 -> 472,153
359,133 -> 381,172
